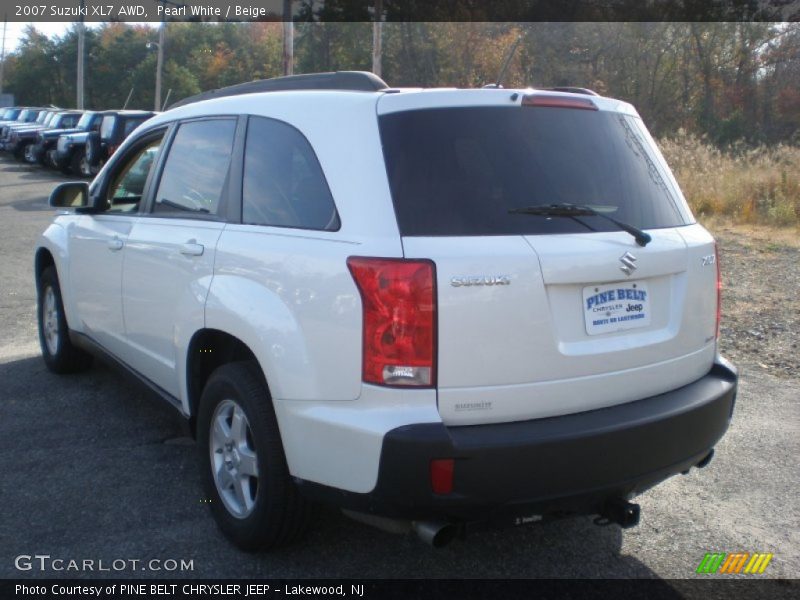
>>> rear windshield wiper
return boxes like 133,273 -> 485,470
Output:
509,203 -> 652,247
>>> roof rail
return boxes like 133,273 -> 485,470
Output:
545,87 -> 600,97
169,71 -> 389,109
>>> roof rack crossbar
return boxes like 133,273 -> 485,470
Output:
169,71 -> 389,109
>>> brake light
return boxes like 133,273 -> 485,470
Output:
522,94 -> 598,111
715,242 -> 722,340
347,257 -> 436,387
430,459 -> 454,495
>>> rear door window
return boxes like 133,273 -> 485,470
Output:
379,106 -> 691,236
242,116 -> 339,231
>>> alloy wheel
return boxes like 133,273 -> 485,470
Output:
209,399 -> 260,519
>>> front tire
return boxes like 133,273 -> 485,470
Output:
37,266 -> 93,374
78,151 -> 92,178
69,150 -> 85,176
13,143 -> 27,161
197,361 -> 310,551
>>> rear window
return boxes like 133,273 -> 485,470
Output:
379,106 -> 691,236
123,118 -> 147,137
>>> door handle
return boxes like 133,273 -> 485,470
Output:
180,241 -> 204,257
107,237 -> 123,251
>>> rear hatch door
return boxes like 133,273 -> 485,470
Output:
378,90 -> 718,425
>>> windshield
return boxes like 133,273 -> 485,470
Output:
76,112 -> 95,129
58,114 -> 80,128
18,110 -> 34,122
379,106 -> 693,236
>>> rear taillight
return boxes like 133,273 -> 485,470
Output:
522,94 -> 598,111
347,257 -> 436,387
430,459 -> 454,495
715,242 -> 722,340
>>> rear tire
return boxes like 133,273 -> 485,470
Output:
37,266 -> 93,374
197,361 -> 310,551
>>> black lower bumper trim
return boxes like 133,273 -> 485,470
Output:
296,357 -> 738,521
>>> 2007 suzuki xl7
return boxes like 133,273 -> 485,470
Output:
35,71 -> 738,550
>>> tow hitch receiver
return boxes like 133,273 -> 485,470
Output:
594,499 -> 641,529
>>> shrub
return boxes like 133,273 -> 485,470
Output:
658,132 -> 800,227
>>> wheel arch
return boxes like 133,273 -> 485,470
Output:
185,329 -> 265,434
34,224 -> 79,329
34,246 -> 56,289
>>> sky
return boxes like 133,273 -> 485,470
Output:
1,22 -> 156,55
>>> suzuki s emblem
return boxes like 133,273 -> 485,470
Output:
619,252 -> 638,276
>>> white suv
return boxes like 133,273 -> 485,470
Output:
35,71 -> 738,550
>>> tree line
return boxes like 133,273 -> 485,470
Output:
2,21 -> 798,146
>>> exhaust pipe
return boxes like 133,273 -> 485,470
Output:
594,499 -> 641,529
412,520 -> 460,548
342,510 -> 460,548
696,449 -> 714,469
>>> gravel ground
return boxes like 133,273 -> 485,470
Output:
713,223 -> 800,379
0,160 -> 797,583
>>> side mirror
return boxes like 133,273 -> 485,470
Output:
49,182 -> 99,213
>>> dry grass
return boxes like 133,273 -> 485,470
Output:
703,218 -> 800,249
658,132 -> 800,227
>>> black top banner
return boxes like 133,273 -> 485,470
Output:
0,0 -> 798,22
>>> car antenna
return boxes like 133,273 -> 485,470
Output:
122,87 -> 134,110
483,34 -> 523,89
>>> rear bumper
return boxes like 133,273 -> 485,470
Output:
296,356 -> 737,521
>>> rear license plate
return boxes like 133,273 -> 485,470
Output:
583,281 -> 651,335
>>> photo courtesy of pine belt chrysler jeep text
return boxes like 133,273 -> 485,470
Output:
35,71 -> 738,550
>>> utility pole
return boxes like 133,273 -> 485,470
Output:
372,0 -> 382,77
0,14 -> 6,96
77,0 -> 85,109
149,0 -> 176,111
155,19 -> 164,110
282,0 -> 293,76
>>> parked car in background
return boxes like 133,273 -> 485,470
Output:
55,130 -> 96,176
85,110 -> 156,176
0,109 -> 60,150
5,111 -> 82,161
0,108 -> 49,142
33,111 -> 101,168
53,110 -> 132,176
0,107 -> 23,125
